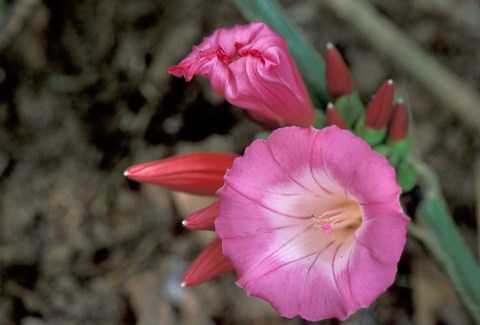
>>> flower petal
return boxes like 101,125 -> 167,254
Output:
346,152 -> 401,204
315,126 -> 401,204
346,242 -> 399,307
355,203 -> 409,264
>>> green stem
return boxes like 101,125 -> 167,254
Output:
231,0 -> 329,109
412,158 -> 480,322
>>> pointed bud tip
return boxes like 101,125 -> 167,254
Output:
325,43 -> 354,97
181,220 -> 188,227
388,100 -> 409,141
123,170 -> 130,177
180,281 -> 186,288
365,79 -> 396,129
326,103 -> 348,129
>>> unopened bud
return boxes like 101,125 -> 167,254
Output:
388,99 -> 409,141
182,201 -> 219,230
326,103 -> 348,129
325,43 -> 354,98
124,152 -> 238,196
365,80 -> 395,130
181,236 -> 235,287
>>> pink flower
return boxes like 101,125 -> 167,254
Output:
215,126 -> 409,321
168,22 -> 315,127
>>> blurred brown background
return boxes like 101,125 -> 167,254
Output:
0,0 -> 478,324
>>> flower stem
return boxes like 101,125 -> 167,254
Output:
411,157 -> 480,322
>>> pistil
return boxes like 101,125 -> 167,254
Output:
310,202 -> 362,235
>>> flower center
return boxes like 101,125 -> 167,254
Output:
310,201 -> 362,235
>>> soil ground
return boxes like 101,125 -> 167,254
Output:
0,0 -> 479,324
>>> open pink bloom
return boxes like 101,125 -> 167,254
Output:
168,22 -> 315,127
215,126 -> 409,321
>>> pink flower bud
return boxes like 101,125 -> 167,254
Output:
325,43 -> 354,98
124,152 -> 237,196
388,100 -> 409,141
326,103 -> 348,129
181,236 -> 235,287
169,22 -> 315,127
365,80 -> 395,129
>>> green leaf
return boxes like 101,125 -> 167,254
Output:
397,158 -> 416,192
356,116 -> 386,146
334,91 -> 365,127
313,107 -> 327,129
389,138 -> 411,159
254,131 -> 271,140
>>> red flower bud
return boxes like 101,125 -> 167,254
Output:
325,43 -> 354,98
181,236 -> 235,287
182,201 -> 219,230
388,100 -> 409,141
365,80 -> 395,129
326,103 -> 348,129
124,152 -> 238,196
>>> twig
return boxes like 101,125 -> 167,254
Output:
411,157 -> 480,323
419,0 -> 480,38
475,154 -> 480,257
0,0 -> 41,52
322,0 -> 480,131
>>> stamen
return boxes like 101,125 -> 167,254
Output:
310,215 -> 333,235
310,202 -> 362,235
321,220 -> 332,235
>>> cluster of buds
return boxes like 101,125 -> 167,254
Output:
324,43 -> 414,191
124,153 -> 237,286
